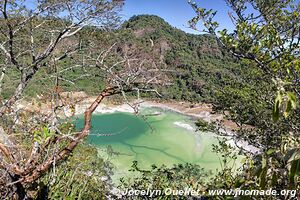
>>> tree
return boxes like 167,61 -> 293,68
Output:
189,0 -> 300,196
0,0 -> 123,114
0,1 -> 164,199
189,0 -> 299,119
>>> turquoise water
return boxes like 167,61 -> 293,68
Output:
75,107 -> 221,179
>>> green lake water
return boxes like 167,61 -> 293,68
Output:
75,107 -> 221,180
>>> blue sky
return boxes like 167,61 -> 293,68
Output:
121,0 -> 235,34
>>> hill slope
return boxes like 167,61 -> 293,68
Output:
1,15 -> 269,111
115,15 -> 268,104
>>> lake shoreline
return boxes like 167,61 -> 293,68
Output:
73,96 -> 260,154
73,97 -> 239,131
16,92 -> 260,154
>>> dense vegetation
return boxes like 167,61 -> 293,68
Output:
1,14 -> 268,107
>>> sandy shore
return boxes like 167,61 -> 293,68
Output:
15,92 -> 260,154
75,98 -> 219,120
70,97 -> 244,132
16,93 -> 241,131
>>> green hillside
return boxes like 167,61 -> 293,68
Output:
115,15 -> 268,104
1,15 -> 270,115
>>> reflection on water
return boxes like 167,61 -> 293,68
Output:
75,107 -> 221,181
120,141 -> 186,163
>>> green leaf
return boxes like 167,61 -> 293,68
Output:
259,157 -> 267,189
287,92 -> 297,109
266,149 -> 276,155
289,159 -> 300,184
272,92 -> 282,122
284,92 -> 297,118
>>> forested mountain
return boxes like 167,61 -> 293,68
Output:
1,14 -> 269,112
3,14 -> 267,130
120,15 -> 239,102
120,15 -> 271,107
